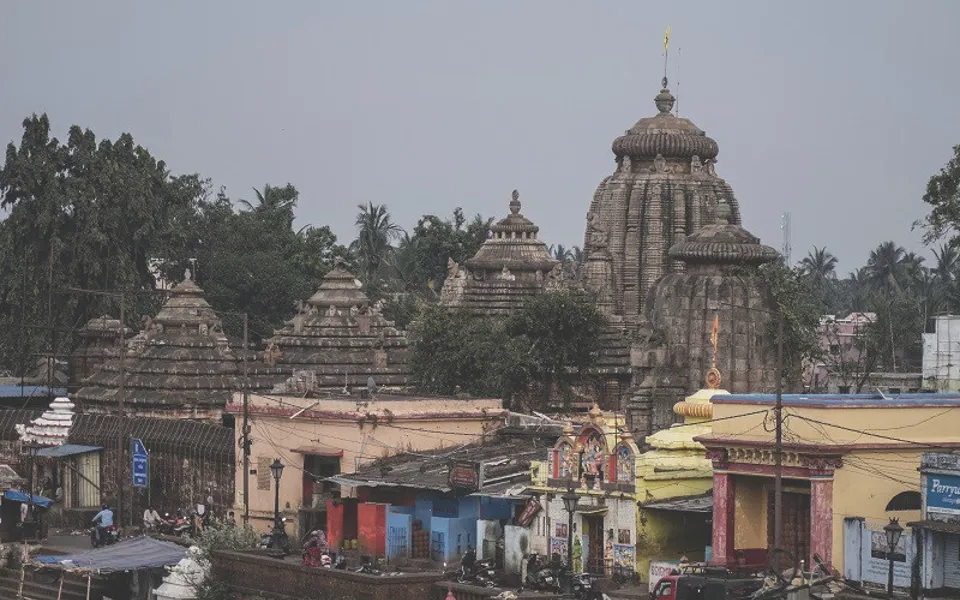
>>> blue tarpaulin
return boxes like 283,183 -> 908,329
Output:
35,536 -> 186,572
36,444 -> 102,458
4,490 -> 53,508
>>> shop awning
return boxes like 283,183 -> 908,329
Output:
290,446 -> 343,457
35,536 -> 186,573
4,490 -> 53,508
36,444 -> 102,458
907,519 -> 960,535
642,494 -> 713,513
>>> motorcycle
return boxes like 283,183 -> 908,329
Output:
570,572 -> 600,600
258,518 -> 290,554
520,553 -> 560,592
90,524 -> 119,548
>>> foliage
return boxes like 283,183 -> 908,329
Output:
917,144 -> 960,244
195,519 -> 261,559
0,114 -> 205,373
351,202 -> 402,294
759,262 -> 825,389
410,306 -> 528,398
504,291 -> 606,403
194,579 -> 236,600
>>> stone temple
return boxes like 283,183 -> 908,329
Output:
260,265 -> 413,395
74,272 -> 241,420
583,80 -> 743,327
441,190 -> 562,316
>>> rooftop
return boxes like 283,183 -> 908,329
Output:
328,430 -> 558,497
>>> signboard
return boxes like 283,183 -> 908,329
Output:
516,497 -> 542,528
648,561 -> 680,591
131,438 -> 148,488
448,460 -> 481,492
927,474 -> 960,516
861,529 -> 913,588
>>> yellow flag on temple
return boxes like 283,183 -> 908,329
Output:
664,25 -> 670,53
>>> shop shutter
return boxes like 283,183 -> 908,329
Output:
944,535 -> 960,589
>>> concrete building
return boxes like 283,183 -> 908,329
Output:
910,451 -> 960,595
696,392 -> 960,577
526,386 -> 721,582
923,315 -> 960,392
226,392 -> 503,539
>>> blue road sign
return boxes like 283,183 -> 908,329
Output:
131,438 -> 148,488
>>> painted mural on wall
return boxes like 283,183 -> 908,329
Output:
863,528 -> 913,587
613,544 -> 636,575
550,537 -> 568,559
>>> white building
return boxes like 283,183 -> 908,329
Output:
922,315 -> 960,392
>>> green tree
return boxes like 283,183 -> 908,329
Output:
504,291 -> 606,405
0,114 -> 205,372
759,262 -> 825,390
917,144 -> 960,244
351,202 -> 402,293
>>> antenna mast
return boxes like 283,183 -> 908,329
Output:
780,212 -> 792,266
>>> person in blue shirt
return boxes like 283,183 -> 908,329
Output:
91,504 -> 114,544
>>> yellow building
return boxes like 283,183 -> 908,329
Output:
695,393 -> 960,577
226,392 -> 503,538
527,388 -> 723,581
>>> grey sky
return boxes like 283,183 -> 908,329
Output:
2,1 -> 958,272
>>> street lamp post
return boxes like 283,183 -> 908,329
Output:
884,517 -> 903,598
561,487 -> 578,595
23,442 -> 40,540
268,458 -> 287,558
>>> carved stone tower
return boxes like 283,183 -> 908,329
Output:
583,81 -> 743,328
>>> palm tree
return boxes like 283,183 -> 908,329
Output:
351,202 -> 402,286
933,244 -> 959,285
237,184 -> 299,227
570,246 -> 585,281
865,241 -> 909,294
799,247 -> 838,282
551,244 -> 573,264
843,269 -> 870,313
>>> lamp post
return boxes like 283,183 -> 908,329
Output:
268,458 -> 286,558
23,442 -> 40,540
884,518 -> 903,598
561,487 -> 578,595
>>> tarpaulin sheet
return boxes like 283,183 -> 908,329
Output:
4,490 -> 53,508
35,536 -> 186,573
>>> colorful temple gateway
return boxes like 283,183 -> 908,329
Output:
527,377 -> 724,579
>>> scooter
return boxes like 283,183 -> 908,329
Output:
90,524 -> 119,548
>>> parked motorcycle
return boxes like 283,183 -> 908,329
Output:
520,553 -> 560,592
90,524 -> 119,548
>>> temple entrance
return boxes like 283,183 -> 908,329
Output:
767,489 -> 811,562
584,515 -> 605,575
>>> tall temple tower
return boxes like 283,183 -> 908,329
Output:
583,80 -> 743,328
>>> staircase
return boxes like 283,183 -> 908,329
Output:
0,567 -> 105,600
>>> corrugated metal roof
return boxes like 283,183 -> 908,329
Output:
36,444 -> 102,458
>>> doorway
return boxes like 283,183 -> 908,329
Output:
585,515 -> 605,575
767,490 -> 811,563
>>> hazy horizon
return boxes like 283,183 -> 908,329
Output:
3,1 -> 959,272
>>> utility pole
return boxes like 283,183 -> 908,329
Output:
774,312 -> 784,560
118,293 -> 126,529
242,313 -> 251,525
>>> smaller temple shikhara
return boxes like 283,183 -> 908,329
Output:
527,335 -> 730,579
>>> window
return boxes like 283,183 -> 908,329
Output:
838,386 -> 851,394
885,491 -> 921,511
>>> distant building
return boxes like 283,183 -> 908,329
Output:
923,315 -> 960,392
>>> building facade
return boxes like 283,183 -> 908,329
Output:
923,315 -> 960,392
226,392 -> 503,539
911,451 -> 960,595
697,393 -> 960,575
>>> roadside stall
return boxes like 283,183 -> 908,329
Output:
34,536 -> 187,600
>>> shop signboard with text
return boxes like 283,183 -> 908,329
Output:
926,473 -> 960,517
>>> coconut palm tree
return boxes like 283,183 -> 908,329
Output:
865,241 -> 909,294
237,184 -> 299,228
351,202 -> 402,287
799,246 -> 838,282
933,244 -> 959,285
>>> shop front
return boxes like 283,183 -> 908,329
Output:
910,452 -> 960,595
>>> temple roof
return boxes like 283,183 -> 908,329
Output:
77,315 -> 128,339
612,81 -> 719,161
668,224 -> 780,266
74,272 -> 240,414
464,190 -> 559,273
260,267 -> 412,392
